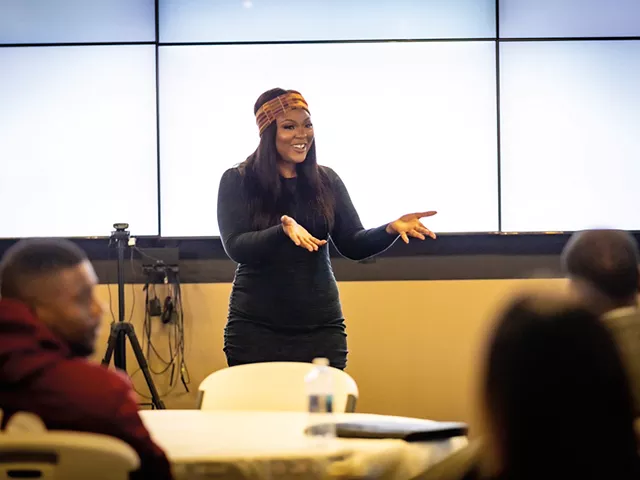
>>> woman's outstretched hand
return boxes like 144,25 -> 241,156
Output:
386,211 -> 437,244
281,215 -> 327,252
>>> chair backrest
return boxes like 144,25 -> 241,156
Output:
0,431 -> 140,480
197,362 -> 359,412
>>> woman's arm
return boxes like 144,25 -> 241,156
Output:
326,167 -> 399,261
217,168 -> 287,264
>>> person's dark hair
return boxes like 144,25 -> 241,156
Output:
483,292 -> 640,480
239,88 -> 334,230
561,229 -> 640,301
0,238 -> 87,299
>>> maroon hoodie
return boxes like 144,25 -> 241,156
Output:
0,298 -> 173,480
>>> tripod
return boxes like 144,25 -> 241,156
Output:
102,223 -> 165,409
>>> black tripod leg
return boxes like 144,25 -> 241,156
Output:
114,329 -> 127,371
101,323 -> 118,366
125,326 -> 166,409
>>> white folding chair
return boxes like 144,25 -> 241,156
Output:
197,361 -> 359,412
0,431 -> 140,480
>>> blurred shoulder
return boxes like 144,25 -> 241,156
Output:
41,359 -> 134,415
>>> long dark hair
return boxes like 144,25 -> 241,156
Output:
483,292 -> 640,480
239,88 -> 334,230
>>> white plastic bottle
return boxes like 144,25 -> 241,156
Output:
305,357 -> 336,440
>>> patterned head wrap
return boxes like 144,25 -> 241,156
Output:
255,92 -> 309,136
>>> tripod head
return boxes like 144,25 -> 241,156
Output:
110,223 -> 130,244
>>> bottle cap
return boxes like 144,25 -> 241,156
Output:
312,357 -> 330,367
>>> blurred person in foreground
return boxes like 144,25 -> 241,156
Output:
562,228 -> 640,415
413,291 -> 640,480
0,238 -> 173,480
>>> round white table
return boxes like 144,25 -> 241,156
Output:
140,410 -> 467,480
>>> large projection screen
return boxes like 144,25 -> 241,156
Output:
159,42 -> 499,237
0,45 -> 159,238
500,40 -> 640,232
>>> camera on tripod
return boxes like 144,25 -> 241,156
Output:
102,222 -> 165,409
110,223 -> 130,242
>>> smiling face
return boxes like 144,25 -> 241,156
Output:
274,108 -> 314,172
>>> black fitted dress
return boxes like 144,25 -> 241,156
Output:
216,166 -> 397,369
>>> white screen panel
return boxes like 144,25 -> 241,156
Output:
499,0 -> 640,38
0,46 -> 158,237
159,0 -> 495,43
500,41 -> 640,232
0,0 -> 155,44
159,42 -> 498,237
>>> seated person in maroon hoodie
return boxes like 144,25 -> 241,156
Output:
0,238 -> 173,480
